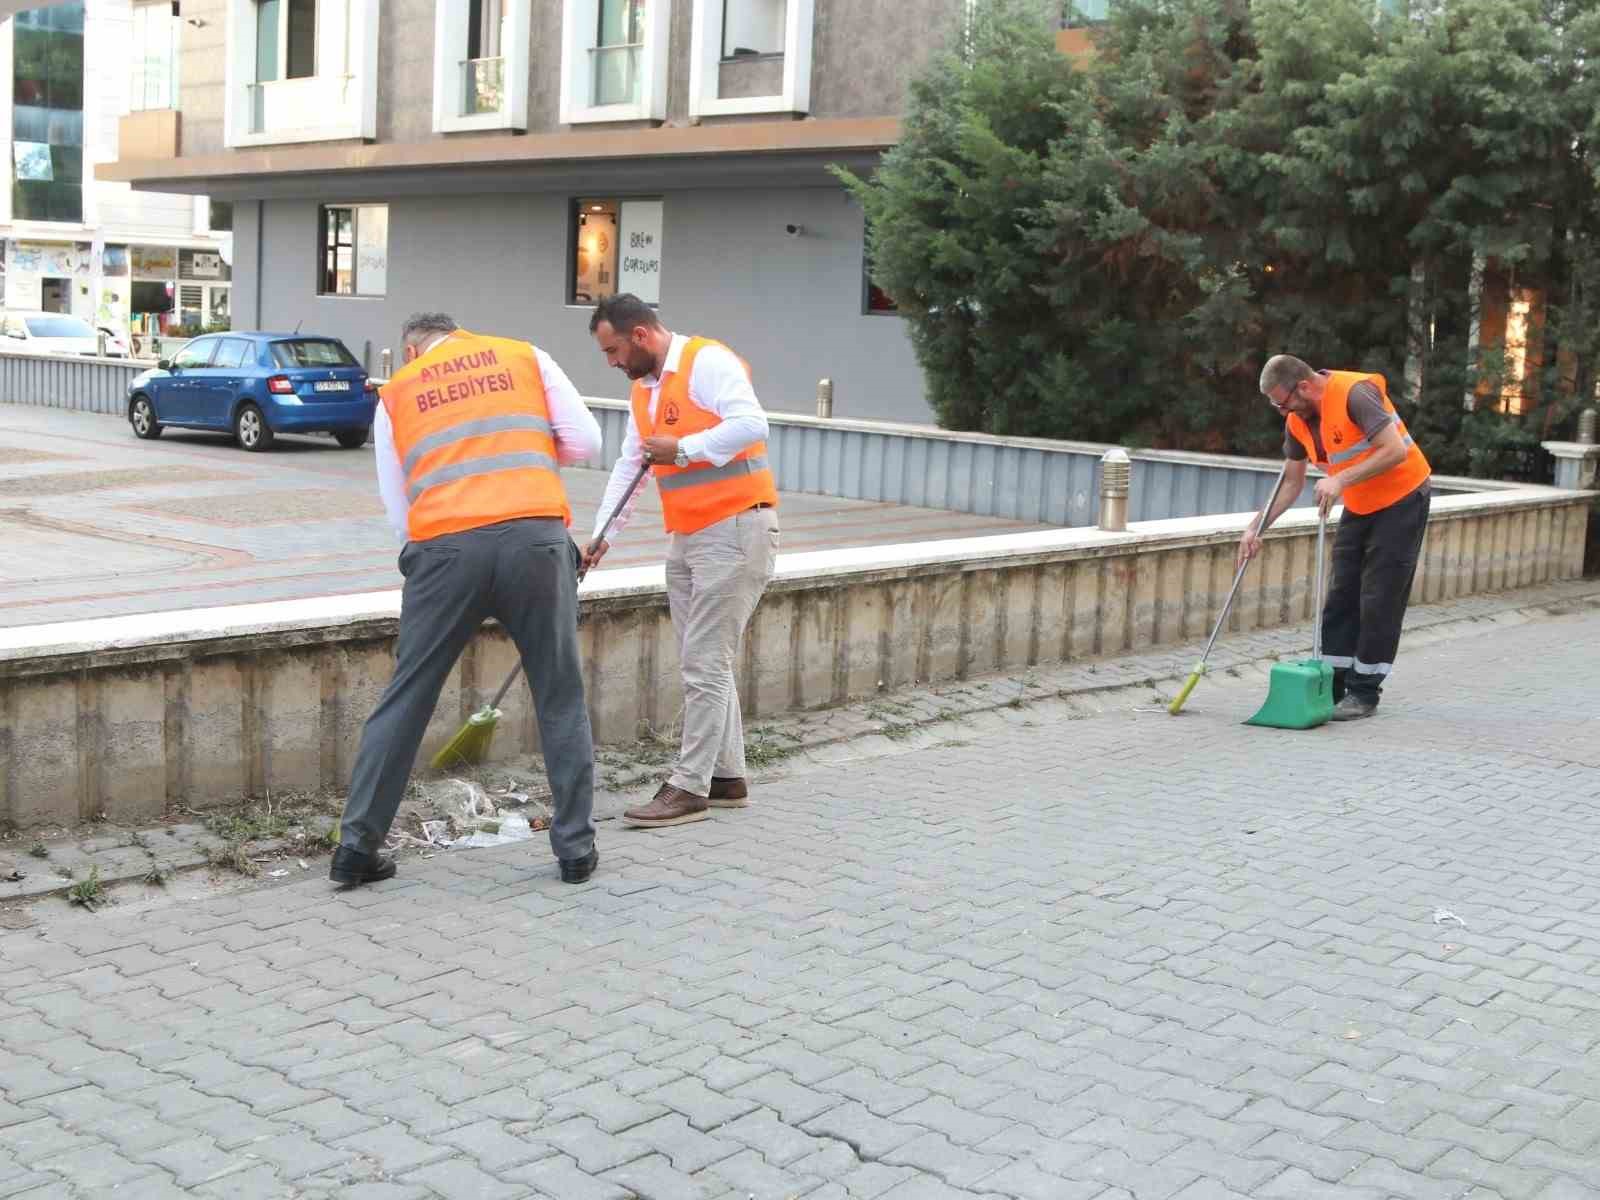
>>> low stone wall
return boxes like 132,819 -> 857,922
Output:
0,484 -> 1586,830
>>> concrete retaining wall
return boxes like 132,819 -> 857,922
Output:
0,485 -> 1587,829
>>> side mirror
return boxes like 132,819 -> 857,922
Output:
158,359 -> 173,371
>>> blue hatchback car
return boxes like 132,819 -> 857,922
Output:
127,332 -> 376,451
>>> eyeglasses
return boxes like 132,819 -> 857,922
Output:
1266,389 -> 1291,413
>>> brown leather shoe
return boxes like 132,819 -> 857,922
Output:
708,776 -> 749,808
624,783 -> 709,828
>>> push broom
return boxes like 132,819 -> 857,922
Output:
1167,462 -> 1289,715
431,461 -> 651,770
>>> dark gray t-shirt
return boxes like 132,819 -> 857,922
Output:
1284,378 -> 1394,462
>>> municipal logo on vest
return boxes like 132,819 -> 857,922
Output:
663,402 -> 680,426
1331,429 -> 1344,445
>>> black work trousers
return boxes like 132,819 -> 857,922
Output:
1321,484 -> 1431,705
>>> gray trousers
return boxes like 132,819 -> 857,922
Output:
666,507 -> 780,796
340,517 -> 596,862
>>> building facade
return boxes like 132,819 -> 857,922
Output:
99,0 -> 977,421
2,1 -> 233,354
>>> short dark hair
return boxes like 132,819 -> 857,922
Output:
589,293 -> 661,336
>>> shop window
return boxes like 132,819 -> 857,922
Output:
570,197 -> 662,306
12,4 -> 85,225
131,1 -> 180,111
722,0 -> 785,58
318,204 -> 388,297
208,200 -> 234,232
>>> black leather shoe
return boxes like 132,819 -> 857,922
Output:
560,848 -> 599,884
328,845 -> 397,886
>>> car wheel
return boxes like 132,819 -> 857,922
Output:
334,427 -> 369,450
235,402 -> 275,452
129,394 -> 162,440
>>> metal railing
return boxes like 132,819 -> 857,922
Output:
461,56 -> 505,116
590,43 -> 642,107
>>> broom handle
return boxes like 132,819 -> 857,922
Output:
484,462 -> 653,712
1312,507 -> 1327,661
1196,461 -> 1290,666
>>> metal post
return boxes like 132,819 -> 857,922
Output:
380,347 -> 393,379
815,378 -> 833,418
1098,448 -> 1131,531
1579,407 -> 1596,446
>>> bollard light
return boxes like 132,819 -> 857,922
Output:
816,378 -> 833,419
1099,447 -> 1131,531
380,347 -> 393,379
1579,407 -> 1596,446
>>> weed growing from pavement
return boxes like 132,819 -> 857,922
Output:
144,864 -> 171,887
28,842 -> 48,859
67,867 -> 103,910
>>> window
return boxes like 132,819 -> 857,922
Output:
255,0 -> 317,82
212,338 -> 251,369
12,4 -> 85,224
130,1 -> 180,111
463,0 -> 506,115
318,204 -> 387,297
172,338 -> 218,368
571,197 -> 663,306
208,201 -> 234,232
594,0 -> 646,106
23,315 -> 94,338
722,0 -> 785,58
271,338 -> 359,367
688,0 -> 812,117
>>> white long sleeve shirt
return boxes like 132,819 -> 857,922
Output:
591,333 -> 770,543
375,344 -> 604,541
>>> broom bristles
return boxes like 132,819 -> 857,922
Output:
430,705 -> 502,770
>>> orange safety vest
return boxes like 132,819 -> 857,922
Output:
380,330 -> 571,541
631,336 -> 779,534
1285,371 -> 1431,515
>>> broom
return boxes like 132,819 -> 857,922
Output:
1167,461 -> 1290,715
430,461 -> 651,770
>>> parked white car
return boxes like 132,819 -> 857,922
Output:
0,311 -> 121,357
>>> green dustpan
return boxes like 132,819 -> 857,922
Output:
1246,508 -> 1335,730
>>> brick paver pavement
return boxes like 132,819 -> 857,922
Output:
4,600 -> 1600,1198
0,406 -> 1048,628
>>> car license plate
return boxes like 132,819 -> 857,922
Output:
313,380 -> 350,392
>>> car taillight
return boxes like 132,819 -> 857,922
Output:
267,375 -> 296,395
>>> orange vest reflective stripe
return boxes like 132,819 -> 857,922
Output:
631,336 -> 779,535
380,330 -> 571,541
1286,370 -> 1431,516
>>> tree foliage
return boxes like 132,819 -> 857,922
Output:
838,0 -> 1600,472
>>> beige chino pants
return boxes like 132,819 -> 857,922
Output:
664,506 -> 780,796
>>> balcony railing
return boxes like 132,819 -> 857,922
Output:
245,76 -> 351,136
590,43 -> 642,107
461,56 -> 505,116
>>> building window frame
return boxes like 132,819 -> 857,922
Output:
223,0 -> 380,147
688,0 -> 813,118
558,0 -> 669,126
317,203 -> 388,298
431,0 -> 530,133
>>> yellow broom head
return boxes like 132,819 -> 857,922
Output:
430,705 -> 502,770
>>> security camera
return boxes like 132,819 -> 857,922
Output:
784,223 -> 805,238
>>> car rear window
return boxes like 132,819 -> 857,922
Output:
25,316 -> 95,338
271,339 -> 359,368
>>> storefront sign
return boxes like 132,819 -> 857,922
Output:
131,245 -> 177,276
617,200 -> 663,305
188,251 -> 223,279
